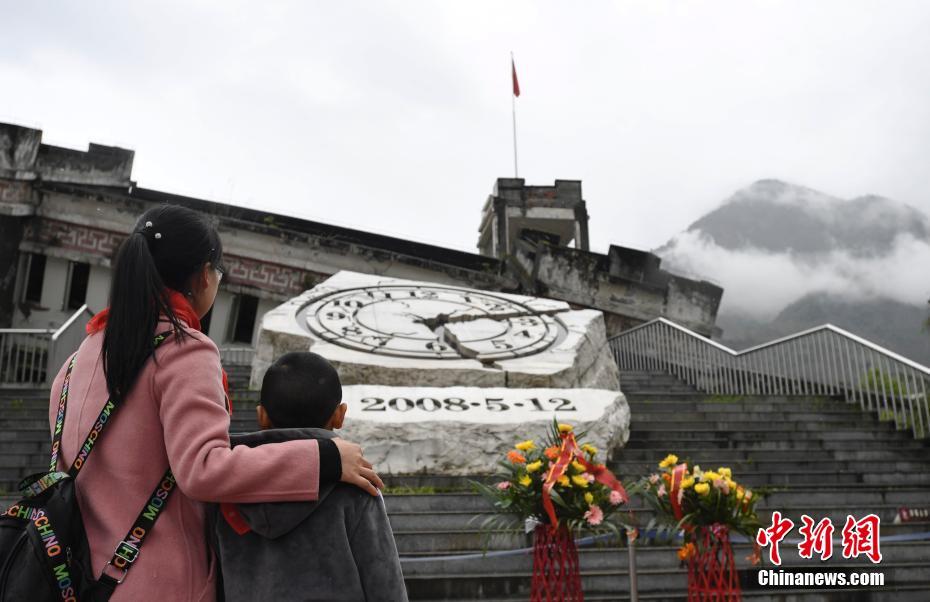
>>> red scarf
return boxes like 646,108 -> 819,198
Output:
87,289 -> 232,414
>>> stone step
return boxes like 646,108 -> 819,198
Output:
383,472 -> 930,492
624,393 -> 841,402
628,401 -> 868,413
398,541 -> 930,575
384,487 -> 930,513
0,440 -> 48,454
619,374 -> 694,382
408,583 -> 930,602
627,429 -> 914,443
615,448 -> 930,463
401,559 -> 928,599
623,387 -> 699,395
392,527 -> 928,555
629,419 -> 893,432
410,575 -> 930,602
629,411 -> 876,424
0,392 -> 52,402
623,437 -> 928,451
610,459 -> 930,475
387,505 -> 916,532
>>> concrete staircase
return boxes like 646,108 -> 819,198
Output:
3,371 -> 930,600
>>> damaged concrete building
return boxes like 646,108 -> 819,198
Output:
0,122 -> 723,363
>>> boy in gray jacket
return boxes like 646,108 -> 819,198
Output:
212,352 -> 408,601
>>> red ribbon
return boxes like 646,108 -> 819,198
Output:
541,432 -> 629,529
669,463 -> 688,521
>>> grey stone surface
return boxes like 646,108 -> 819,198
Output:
252,271 -> 620,390
337,385 -> 630,475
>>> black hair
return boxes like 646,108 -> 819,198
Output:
260,352 -> 343,429
103,204 -> 223,401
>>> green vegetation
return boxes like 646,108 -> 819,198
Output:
860,368 -> 904,397
879,408 -> 927,437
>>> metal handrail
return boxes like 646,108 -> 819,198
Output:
0,306 -> 92,388
219,345 -> 256,366
52,305 -> 93,341
608,317 -> 930,439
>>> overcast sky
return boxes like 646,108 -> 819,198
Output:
3,1 -> 930,256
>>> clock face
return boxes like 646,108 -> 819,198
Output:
304,285 -> 561,360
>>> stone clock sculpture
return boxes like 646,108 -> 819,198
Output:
252,271 -> 629,474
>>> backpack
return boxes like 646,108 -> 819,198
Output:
0,331 -> 177,601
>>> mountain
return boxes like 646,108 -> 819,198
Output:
655,179 -> 930,365
716,293 -> 930,365
657,179 -> 930,258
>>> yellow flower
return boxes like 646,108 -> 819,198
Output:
725,478 -> 736,492
558,423 -> 574,433
571,460 -> 586,474
526,460 -> 543,473
515,440 -> 536,452
582,444 -> 598,456
558,475 -> 570,487
701,471 -> 720,482
659,454 -> 679,468
735,486 -> 745,499
584,492 -> 594,505
681,477 -> 695,489
518,475 -> 532,487
717,467 -> 732,479
571,475 -> 589,488
694,483 -> 710,495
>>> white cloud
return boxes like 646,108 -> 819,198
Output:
661,230 -> 930,319
1,0 -> 930,258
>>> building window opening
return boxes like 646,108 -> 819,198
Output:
66,262 -> 91,310
23,253 -> 47,304
231,294 -> 259,344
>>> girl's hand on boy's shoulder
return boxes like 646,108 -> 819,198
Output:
334,437 -> 384,496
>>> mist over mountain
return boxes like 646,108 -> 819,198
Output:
677,179 -> 930,258
655,179 -> 930,364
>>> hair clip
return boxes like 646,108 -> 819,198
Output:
154,233 -> 162,239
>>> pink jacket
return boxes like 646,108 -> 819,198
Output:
48,324 -> 322,601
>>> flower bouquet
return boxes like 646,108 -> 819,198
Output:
636,454 -> 764,601
474,422 -> 632,602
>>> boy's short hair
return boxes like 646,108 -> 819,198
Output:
260,352 -> 342,429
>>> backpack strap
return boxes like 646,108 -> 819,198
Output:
99,469 -> 177,590
45,330 -> 181,595
26,509 -> 79,600
65,330 -> 173,478
49,353 -> 78,472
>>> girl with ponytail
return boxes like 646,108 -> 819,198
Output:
47,205 -> 382,601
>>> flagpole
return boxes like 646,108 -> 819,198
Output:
512,91 -> 518,178
511,52 -> 518,178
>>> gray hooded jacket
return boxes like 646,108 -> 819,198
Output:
212,428 -> 408,601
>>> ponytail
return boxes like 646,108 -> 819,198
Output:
102,205 -> 223,401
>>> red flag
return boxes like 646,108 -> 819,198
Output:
511,58 -> 520,97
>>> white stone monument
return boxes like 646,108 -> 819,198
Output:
253,271 -> 629,474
